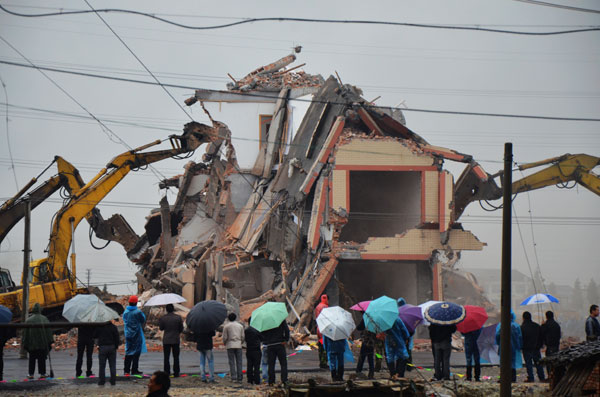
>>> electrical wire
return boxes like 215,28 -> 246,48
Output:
1,5 -> 599,35
0,74 -> 18,190
83,0 -> 193,122
2,59 -> 599,123
512,0 -> 600,14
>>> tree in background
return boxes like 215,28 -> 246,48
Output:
587,278 -> 599,307
572,279 -> 584,311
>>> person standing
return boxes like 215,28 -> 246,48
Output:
123,295 -> 147,375
195,330 -> 215,383
385,317 -> 410,379
244,317 -> 263,385
585,304 -> 600,341
94,317 -> 120,386
22,303 -> 53,379
314,294 -> 329,369
262,319 -> 289,386
520,311 -> 545,383
159,304 -> 183,377
429,323 -> 456,381
323,334 -> 346,381
462,327 -> 482,382
355,318 -> 375,379
397,298 -> 414,372
222,312 -> 245,383
495,311 -> 523,383
75,325 -> 95,378
0,322 -> 15,381
541,311 -> 561,356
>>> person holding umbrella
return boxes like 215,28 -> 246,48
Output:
22,303 -> 54,379
520,311 -> 545,383
424,302 -> 465,381
244,316 -> 263,385
323,334 -> 346,381
355,318 -> 375,379
94,317 -> 121,386
123,295 -> 147,376
316,306 -> 356,382
251,302 -> 290,386
159,304 -> 183,377
384,317 -> 410,379
456,305 -> 488,382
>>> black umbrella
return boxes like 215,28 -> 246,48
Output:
186,300 -> 227,333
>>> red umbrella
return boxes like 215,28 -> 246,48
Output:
456,305 -> 488,333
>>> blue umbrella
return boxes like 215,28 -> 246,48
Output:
0,304 -> 12,323
364,295 -> 398,333
520,293 -> 559,305
424,301 -> 466,325
186,300 -> 227,334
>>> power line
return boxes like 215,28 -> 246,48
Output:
0,74 -> 18,190
1,5 -> 599,35
512,0 -> 600,14
83,0 -> 193,122
2,59 -> 599,122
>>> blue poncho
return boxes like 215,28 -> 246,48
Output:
123,305 -> 147,355
385,317 -> 410,362
495,311 -> 523,369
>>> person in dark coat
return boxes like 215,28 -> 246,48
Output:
22,303 -> 53,379
540,311 -> 561,356
147,370 -> 171,397
244,317 -> 263,385
0,324 -> 16,381
585,304 -> 600,341
355,318 -> 375,379
261,320 -> 289,385
323,335 -> 346,381
94,318 -> 121,386
520,311 -> 545,382
195,330 -> 215,382
462,327 -> 482,382
75,325 -> 95,378
429,323 -> 456,381
159,304 -> 183,377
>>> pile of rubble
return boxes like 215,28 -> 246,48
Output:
124,51 -> 497,337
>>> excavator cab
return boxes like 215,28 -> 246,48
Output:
0,268 -> 16,293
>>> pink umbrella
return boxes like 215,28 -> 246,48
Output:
350,300 -> 371,312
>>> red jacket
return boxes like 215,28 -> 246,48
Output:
314,295 -> 329,339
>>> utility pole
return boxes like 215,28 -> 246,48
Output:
86,269 -> 91,289
500,143 -> 513,396
19,199 -> 31,359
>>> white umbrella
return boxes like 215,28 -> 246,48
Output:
418,300 -> 442,326
144,293 -> 187,307
316,306 -> 356,341
63,294 -> 118,322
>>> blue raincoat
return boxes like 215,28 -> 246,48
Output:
397,298 -> 414,350
495,311 -> 523,369
384,317 -> 410,362
123,305 -> 147,355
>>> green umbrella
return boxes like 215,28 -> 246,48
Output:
250,302 -> 288,332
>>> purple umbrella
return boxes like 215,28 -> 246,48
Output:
397,304 -> 423,334
477,323 -> 499,364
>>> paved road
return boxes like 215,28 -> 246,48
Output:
2,347 -> 477,381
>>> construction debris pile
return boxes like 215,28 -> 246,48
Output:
127,52 -> 495,335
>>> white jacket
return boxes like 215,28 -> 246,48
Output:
222,320 -> 245,349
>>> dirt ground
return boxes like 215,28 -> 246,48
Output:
0,366 -> 551,397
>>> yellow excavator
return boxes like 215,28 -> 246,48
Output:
0,128 -> 207,318
454,153 -> 600,220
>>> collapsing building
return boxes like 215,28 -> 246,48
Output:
130,50 -> 495,332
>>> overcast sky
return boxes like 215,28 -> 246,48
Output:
0,1 -> 598,297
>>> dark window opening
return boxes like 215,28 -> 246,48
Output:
339,171 -> 421,243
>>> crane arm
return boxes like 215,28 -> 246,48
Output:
0,156 -> 84,244
453,153 -> 599,221
44,131 -> 205,282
